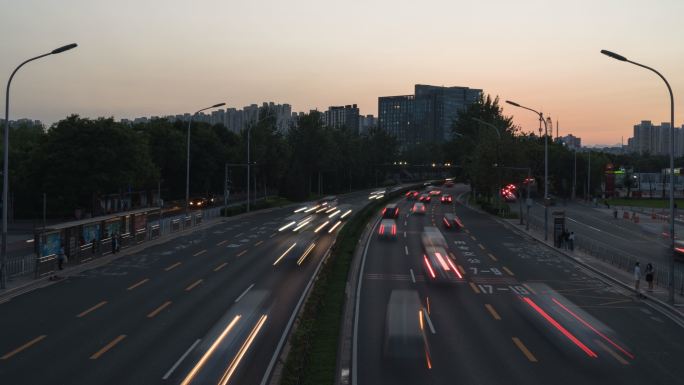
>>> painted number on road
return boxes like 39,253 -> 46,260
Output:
509,285 -> 529,295
490,268 -> 502,276
470,267 -> 478,275
478,284 -> 493,294
467,258 -> 481,264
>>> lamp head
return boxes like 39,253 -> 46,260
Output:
51,43 -> 77,54
600,49 -> 627,62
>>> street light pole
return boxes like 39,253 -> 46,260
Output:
472,117 -> 503,214
506,100 -> 550,241
601,49 -> 676,304
185,102 -> 225,213
247,124 -> 251,212
1,43 -> 77,289
572,149 -> 577,201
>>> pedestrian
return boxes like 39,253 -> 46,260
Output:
568,231 -> 575,251
613,208 -> 618,219
645,263 -> 654,292
51,243 -> 67,281
634,262 -> 642,294
562,230 -> 569,250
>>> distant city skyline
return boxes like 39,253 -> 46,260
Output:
2,0 -> 683,145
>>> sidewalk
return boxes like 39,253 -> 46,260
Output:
500,217 -> 684,314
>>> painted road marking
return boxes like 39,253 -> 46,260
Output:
404,246 -> 409,256
464,229 -> 470,234
1,335 -> 46,360
457,265 -> 466,276
217,240 -> 228,246
76,301 -> 108,318
270,233 -> 277,238
255,240 -> 264,246
237,249 -> 248,257
235,284 -> 255,303
404,220 -> 407,226
127,278 -> 150,291
595,339 -> 629,365
235,232 -> 244,238
185,279 -> 203,292
404,231 -> 407,238
90,335 -> 126,359
193,249 -> 207,257
469,282 -> 481,294
213,262 -> 228,272
470,235 -> 477,241
422,307 -> 436,334
488,253 -> 498,262
485,304 -> 501,320
512,337 -> 538,362
147,301 -> 172,318
164,262 -> 181,271
522,283 -> 537,295
478,243 -> 485,250
503,267 -> 515,276
162,339 -> 201,380
410,269 -> 416,283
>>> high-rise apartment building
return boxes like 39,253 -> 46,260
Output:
378,84 -> 481,149
627,120 -> 684,156
325,104 -> 360,133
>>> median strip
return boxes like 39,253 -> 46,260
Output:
90,335 -> 126,359
1,335 -> 46,360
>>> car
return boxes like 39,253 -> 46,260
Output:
422,245 -> 463,284
378,219 -> 398,239
382,204 -> 400,219
442,213 -> 464,230
406,190 -> 419,200
444,181 -> 454,187
418,194 -> 431,203
675,240 -> 684,260
440,194 -> 453,204
411,202 -> 427,214
428,189 -> 441,196
188,197 -> 207,207
421,226 -> 447,250
384,290 -> 429,360
273,231 -> 318,266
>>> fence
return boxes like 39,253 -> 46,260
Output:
526,214 -> 684,295
4,206 -> 224,281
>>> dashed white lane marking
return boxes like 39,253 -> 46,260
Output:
410,269 -> 416,283
235,283 -> 255,303
422,307 -> 436,334
162,339 -> 201,380
404,246 -> 409,255
404,231 -> 407,238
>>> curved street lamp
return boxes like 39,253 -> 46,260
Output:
601,49 -> 676,304
186,102 -> 226,211
1,43 -> 78,288
506,100 -> 550,241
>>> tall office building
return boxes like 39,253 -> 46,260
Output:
359,114 -> 377,135
378,84 -> 482,149
325,104 -> 360,133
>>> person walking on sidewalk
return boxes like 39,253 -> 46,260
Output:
568,232 -> 575,251
645,263 -> 654,292
634,262 -> 642,294
51,243 -> 67,281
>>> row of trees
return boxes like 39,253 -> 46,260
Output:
7,108 -> 399,219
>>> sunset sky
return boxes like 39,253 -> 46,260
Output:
2,0 -> 683,145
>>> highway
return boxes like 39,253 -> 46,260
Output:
354,184 -> 684,385
0,189 -> 373,385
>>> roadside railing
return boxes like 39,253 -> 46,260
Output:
4,206 -> 226,282
527,214 -> 684,295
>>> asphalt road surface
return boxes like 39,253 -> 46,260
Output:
354,184 -> 684,385
0,189 -> 376,385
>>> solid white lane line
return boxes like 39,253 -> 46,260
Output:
163,339 -> 201,380
422,307 -> 436,334
235,284 -> 255,303
410,269 -> 416,283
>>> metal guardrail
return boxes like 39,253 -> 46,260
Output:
527,214 -> 684,295
5,206 -> 225,281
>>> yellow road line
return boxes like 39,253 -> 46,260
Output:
147,301 -> 172,318
522,283 -> 537,295
164,262 -> 181,271
457,265 -> 466,275
478,243 -> 485,250
469,282 -> 481,294
127,278 -> 149,291
185,279 -> 203,292
270,233 -> 277,238
502,266 -> 515,276
213,262 -> 228,272
90,335 -> 126,359
512,337 -> 538,362
470,235 -> 477,241
76,301 -> 108,318
254,240 -> 263,246
485,304 -> 501,320
1,335 -> 46,360
193,249 -> 207,257
594,339 -> 629,365
237,250 -> 247,257
488,253 -> 498,262
217,240 -> 228,246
